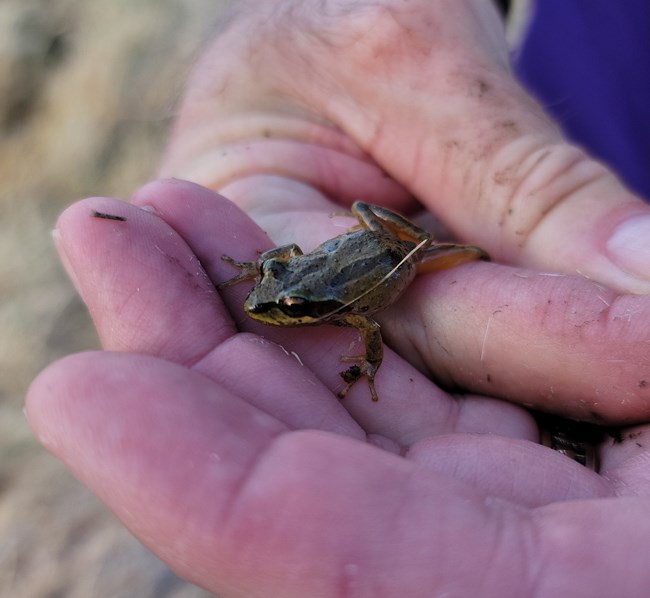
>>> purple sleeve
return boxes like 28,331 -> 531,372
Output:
514,1 -> 650,201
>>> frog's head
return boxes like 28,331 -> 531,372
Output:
244,291 -> 345,326
243,255 -> 345,325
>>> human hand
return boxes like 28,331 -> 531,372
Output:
26,0 -> 650,594
161,0 -> 650,295
26,181 -> 650,596
155,0 -> 650,420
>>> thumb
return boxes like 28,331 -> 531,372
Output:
303,2 -> 650,293
163,0 -> 650,293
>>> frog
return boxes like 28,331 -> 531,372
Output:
218,201 -> 488,401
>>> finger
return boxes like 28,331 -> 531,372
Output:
598,424 -> 650,496
53,190 -> 365,434
132,179 -> 536,445
54,195 -> 233,365
407,433 -> 610,508
26,351 -> 650,596
162,0 -> 650,294
384,260 -> 650,424
201,333 -> 366,438
301,2 -> 650,293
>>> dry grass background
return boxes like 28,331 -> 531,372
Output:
0,1 -> 228,595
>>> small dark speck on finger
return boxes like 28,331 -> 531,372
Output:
91,210 -> 127,222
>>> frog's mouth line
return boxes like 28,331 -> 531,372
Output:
247,298 -> 347,325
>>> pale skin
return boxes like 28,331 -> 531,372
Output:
26,1 -> 650,596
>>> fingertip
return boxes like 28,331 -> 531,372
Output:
55,195 -> 132,231
53,197 -> 152,286
25,351 -> 103,457
516,166 -> 650,294
51,197 -> 159,333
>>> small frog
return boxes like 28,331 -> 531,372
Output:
218,202 -> 488,401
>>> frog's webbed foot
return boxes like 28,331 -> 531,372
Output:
338,358 -> 380,402
335,315 -> 383,402
217,255 -> 259,289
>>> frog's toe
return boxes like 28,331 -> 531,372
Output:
217,256 -> 259,288
340,364 -> 363,385
338,363 -> 379,402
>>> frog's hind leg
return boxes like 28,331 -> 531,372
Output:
351,202 -> 432,247
336,314 -> 383,402
416,243 -> 489,274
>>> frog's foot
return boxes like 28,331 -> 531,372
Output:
337,358 -> 379,402
335,315 -> 383,402
217,255 -> 259,288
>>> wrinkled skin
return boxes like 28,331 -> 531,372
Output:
27,1 -> 650,596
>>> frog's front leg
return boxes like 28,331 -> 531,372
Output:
218,244 -> 303,288
336,314 -> 383,402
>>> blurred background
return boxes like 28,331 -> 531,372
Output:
0,1 -> 224,595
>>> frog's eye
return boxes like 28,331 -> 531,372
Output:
263,260 -> 286,278
279,296 -> 308,316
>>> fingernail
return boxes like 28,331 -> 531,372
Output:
607,215 -> 650,281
